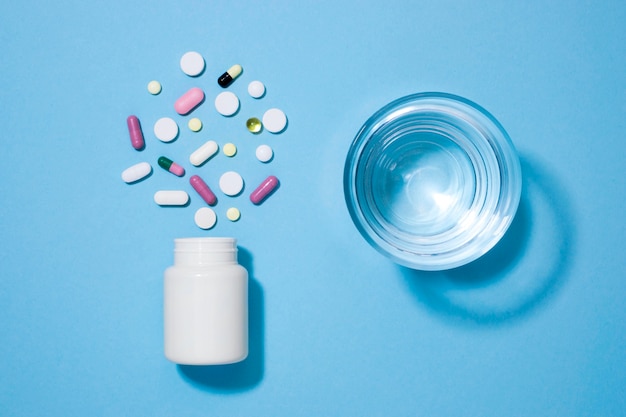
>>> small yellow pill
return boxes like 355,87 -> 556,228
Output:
223,142 -> 237,157
246,117 -> 262,133
226,207 -> 241,221
188,117 -> 202,132
147,80 -> 162,95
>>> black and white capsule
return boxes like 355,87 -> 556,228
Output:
218,64 -> 242,88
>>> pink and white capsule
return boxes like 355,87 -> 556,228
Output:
174,87 -> 205,115
126,115 -> 144,150
250,175 -> 279,205
190,175 -> 217,206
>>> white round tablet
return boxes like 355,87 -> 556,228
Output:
194,207 -> 217,229
214,92 -> 239,116
219,171 -> 244,196
256,144 -> 273,163
154,117 -> 179,142
262,108 -> 287,133
180,51 -> 205,76
248,80 -> 265,98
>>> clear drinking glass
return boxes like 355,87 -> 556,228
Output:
344,92 -> 522,271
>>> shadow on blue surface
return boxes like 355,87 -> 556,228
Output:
401,155 -> 576,326
177,247 -> 264,391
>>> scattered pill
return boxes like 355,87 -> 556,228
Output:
154,117 -> 179,142
190,175 -> 217,206
256,144 -> 273,163
121,162 -> 152,183
250,175 -> 279,205
226,207 -> 241,222
219,171 -> 244,196
180,51 -> 205,76
174,87 -> 205,115
147,80 -> 162,95
218,64 -> 243,88
248,80 -> 265,99
126,115 -> 145,150
194,207 -> 217,229
189,140 -> 219,166
158,156 -> 185,177
154,190 -> 189,206
188,117 -> 202,132
246,117 -> 262,133
262,108 -> 287,133
223,143 -> 237,157
215,91 -> 239,116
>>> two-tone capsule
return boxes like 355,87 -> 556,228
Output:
158,156 -> 185,177
190,175 -> 217,206
126,115 -> 145,150
217,64 -> 242,88
250,175 -> 279,205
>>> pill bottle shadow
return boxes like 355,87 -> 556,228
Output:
177,247 -> 265,391
400,154 -> 576,327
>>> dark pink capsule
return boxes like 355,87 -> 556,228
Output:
250,175 -> 279,205
190,175 -> 217,206
127,115 -> 144,150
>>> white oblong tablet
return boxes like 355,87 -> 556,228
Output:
194,207 -> 217,229
248,80 -> 265,98
154,117 -> 179,142
255,144 -> 273,163
189,140 -> 219,166
214,91 -> 239,116
122,162 -> 152,183
219,171 -> 244,196
262,108 -> 287,133
180,51 -> 205,76
154,190 -> 189,206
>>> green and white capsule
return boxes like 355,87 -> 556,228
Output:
218,64 -> 242,88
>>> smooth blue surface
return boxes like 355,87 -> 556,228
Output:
1,1 -> 625,416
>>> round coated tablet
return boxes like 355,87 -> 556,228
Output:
248,80 -> 265,98
256,144 -> 273,163
226,207 -> 241,222
194,207 -> 217,229
188,117 -> 202,132
262,108 -> 287,133
219,171 -> 244,196
180,51 -> 205,77
147,80 -> 161,95
215,91 -> 239,116
154,117 -> 179,142
223,143 -> 237,157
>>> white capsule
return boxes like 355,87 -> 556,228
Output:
189,140 -> 219,166
121,162 -> 152,183
154,190 -> 189,206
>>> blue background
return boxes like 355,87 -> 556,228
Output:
1,1 -> 625,416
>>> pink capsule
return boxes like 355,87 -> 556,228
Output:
126,115 -> 144,150
250,175 -> 279,205
174,87 -> 205,115
190,175 -> 217,206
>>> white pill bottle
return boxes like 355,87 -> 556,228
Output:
164,237 -> 248,365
